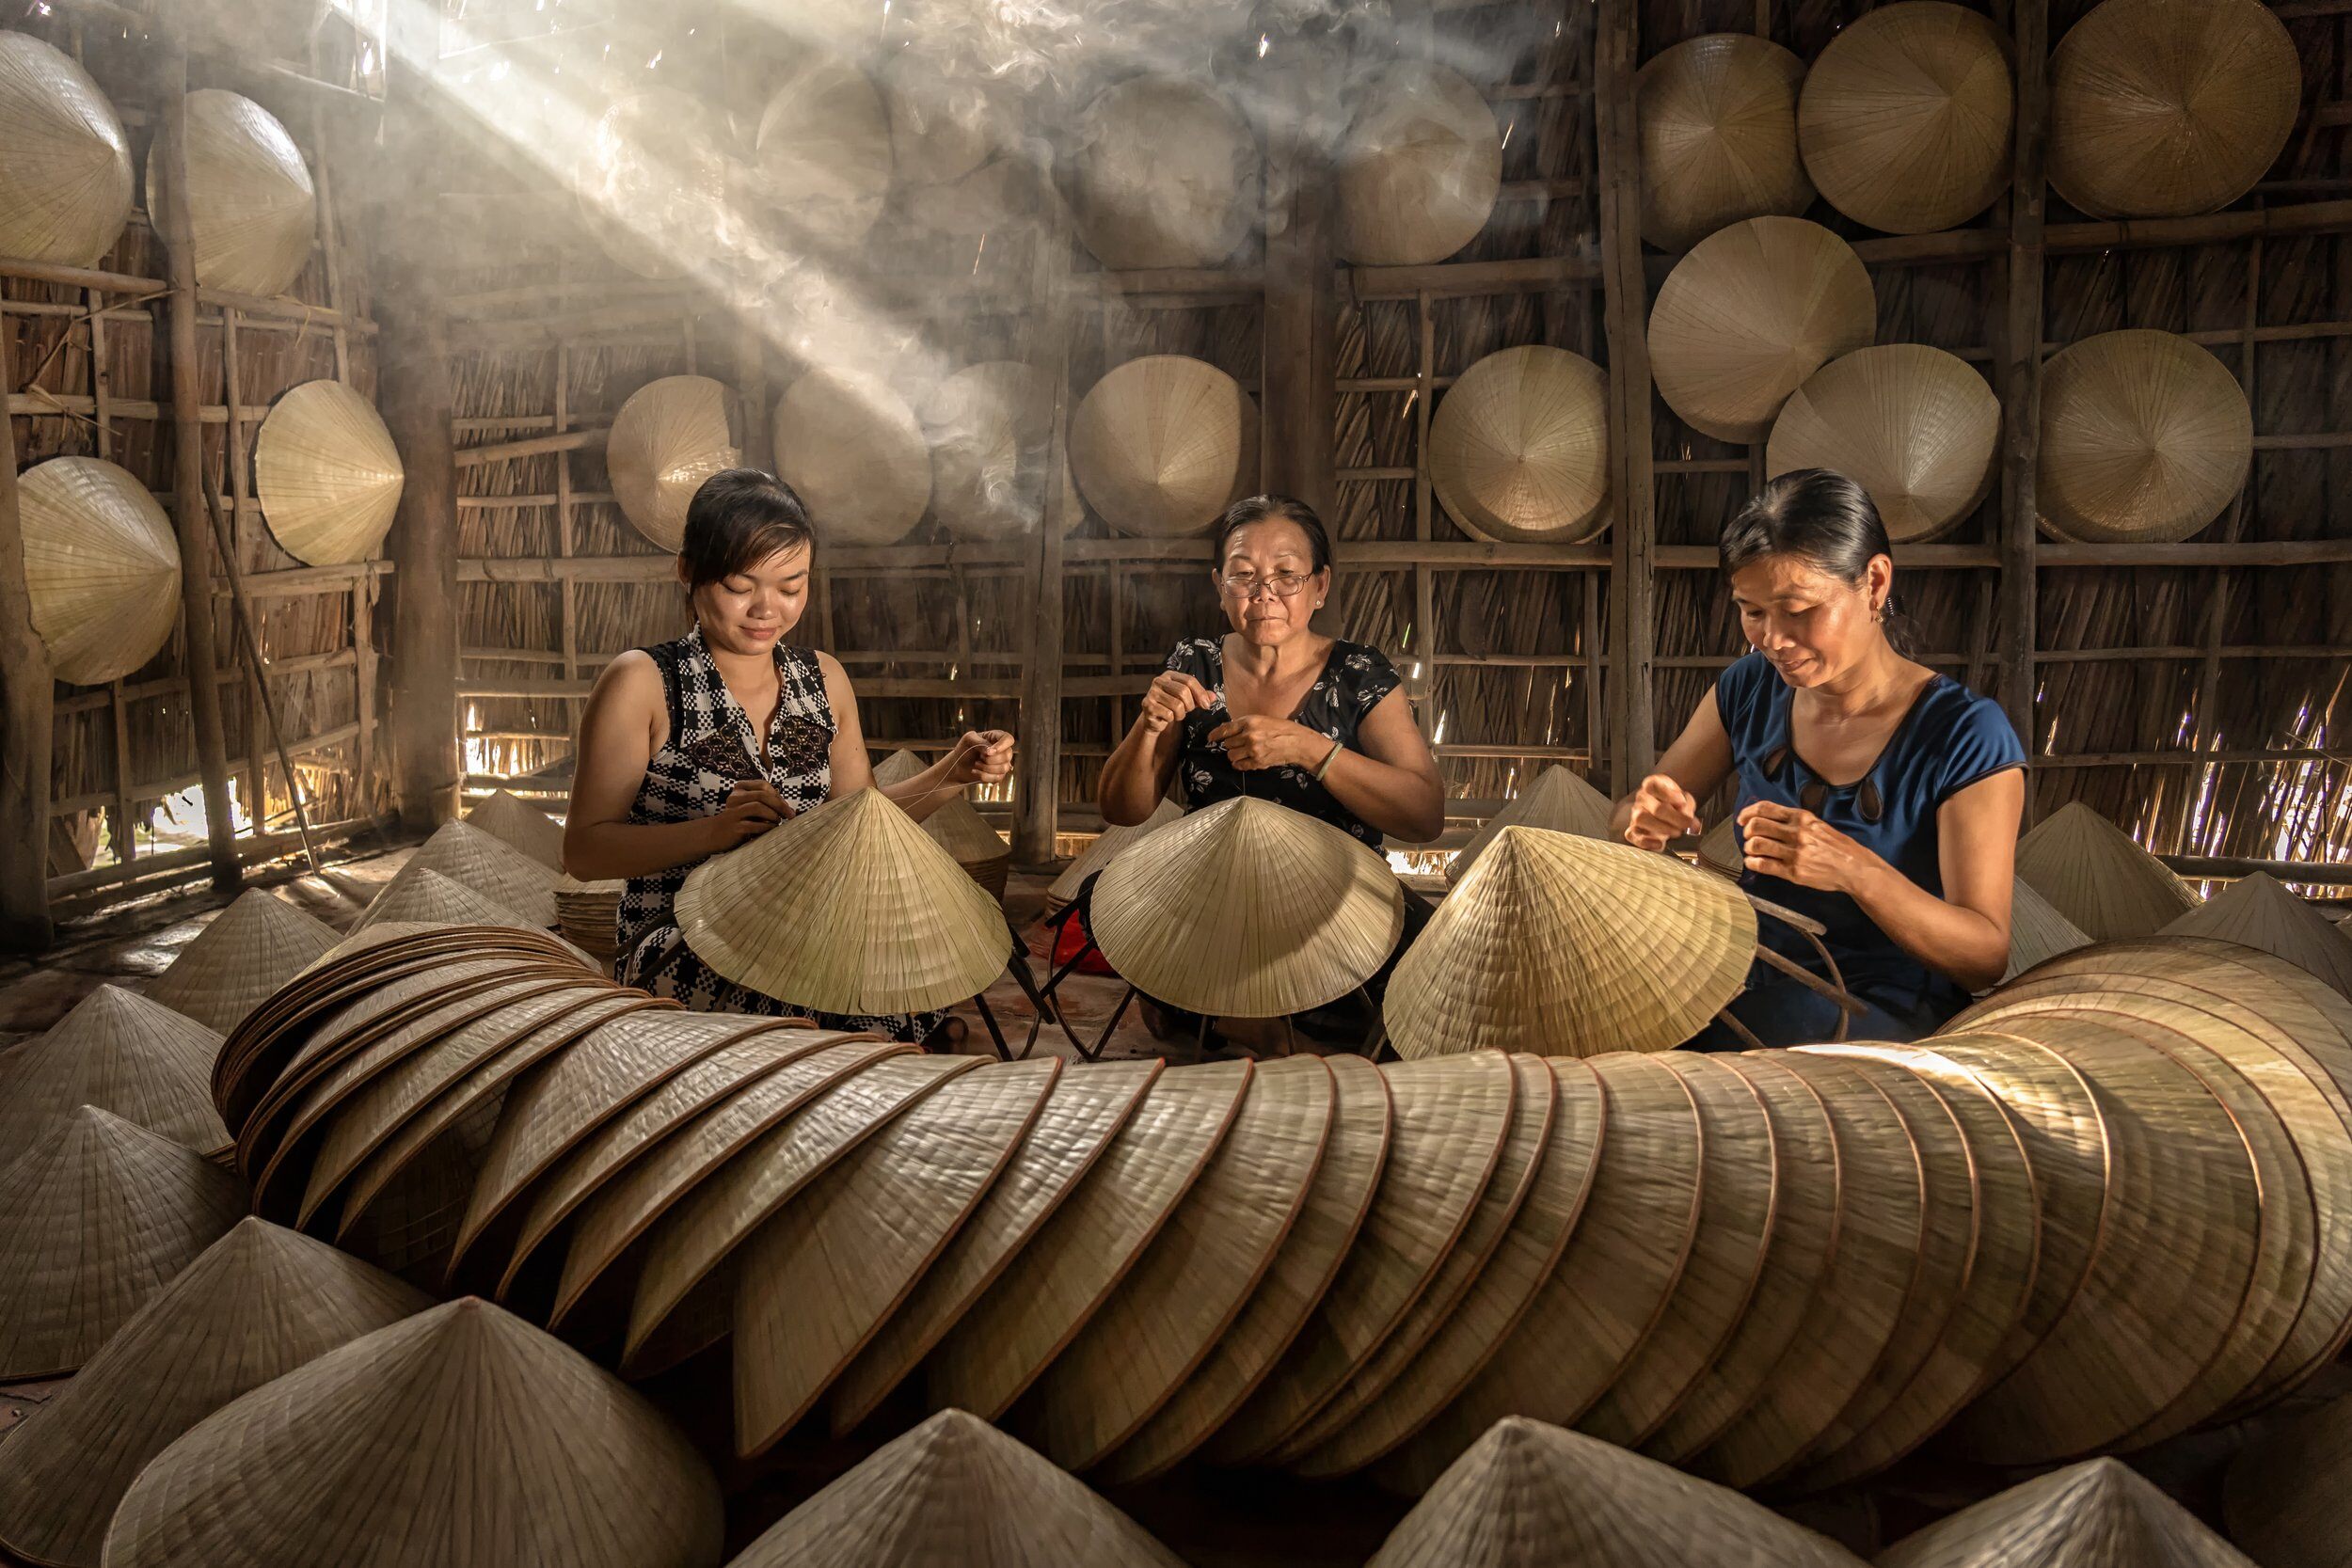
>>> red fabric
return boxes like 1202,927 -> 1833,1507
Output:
1051,911 -> 1117,975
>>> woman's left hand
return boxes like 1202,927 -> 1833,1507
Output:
1209,715 -> 1329,771
1738,800 -> 1884,895
946,729 -> 1016,786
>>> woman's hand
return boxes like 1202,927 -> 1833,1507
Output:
1137,671 -> 1216,737
1738,800 -> 1884,895
946,729 -> 1016,787
1210,715 -> 1329,772
707,777 -> 790,851
1622,773 -> 1703,850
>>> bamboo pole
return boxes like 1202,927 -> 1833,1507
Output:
1011,213 -> 1074,867
1994,0 -> 2049,752
1596,0 -> 1656,791
0,313 -> 55,947
1262,56 -> 1337,523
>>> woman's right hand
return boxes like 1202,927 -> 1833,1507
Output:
707,778 -> 790,851
1623,773 -> 1703,851
1136,671 -> 1216,737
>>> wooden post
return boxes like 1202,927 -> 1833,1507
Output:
155,44 -> 244,894
0,326 -> 56,948
1994,0 -> 2049,752
1261,58 -> 1337,524
1595,0 -> 1658,792
1010,224 -> 1074,868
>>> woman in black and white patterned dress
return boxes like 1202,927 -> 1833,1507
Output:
562,469 -> 1014,1041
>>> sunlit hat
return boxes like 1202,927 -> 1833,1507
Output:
1335,62 -> 1502,265
145,88 -> 314,296
1884,1456 -> 2249,1568
1047,799 -> 1184,916
605,375 -> 740,553
388,819 -> 562,928
773,367 -> 931,547
0,32 -> 132,268
1070,355 -> 1259,538
353,865 -> 538,936
0,984 -> 228,1158
1072,76 -> 1254,270
1428,346 -> 1611,546
1636,33 -> 1812,252
17,456 -> 181,686
1767,344 -> 2001,543
1798,2 -> 2014,234
2014,800 -> 2199,941
143,887 -> 340,1037
1446,765 -> 1616,885
2160,871 -> 2352,1003
2037,330 -> 2252,546
252,380 -> 405,566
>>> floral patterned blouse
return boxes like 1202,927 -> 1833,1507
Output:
1162,635 -> 1406,848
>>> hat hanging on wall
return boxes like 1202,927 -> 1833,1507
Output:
251,380 -> 405,566
1428,346 -> 1612,546
1069,355 -> 1259,538
921,361 -> 1084,541
607,375 -> 741,552
16,456 -> 183,688
145,88 -> 315,298
882,47 -> 1016,187
2047,0 -> 2300,220
2036,329 -> 2252,546
773,367 -> 932,547
0,31 -> 134,268
1072,76 -> 1256,270
1635,34 -> 1813,254
1797,1 -> 2015,235
575,88 -> 730,280
1766,344 -> 2001,544
752,53 -> 894,248
1648,216 -> 1876,444
1335,61 -> 1502,266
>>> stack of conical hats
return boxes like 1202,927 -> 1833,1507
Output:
1089,797 -> 1404,1020
464,788 -> 567,871
1335,62 -> 1502,266
1448,765 -> 1616,885
1428,347 -> 1611,546
1798,1 -> 2014,234
1635,33 -> 1812,253
2015,800 -> 2198,941
554,874 -> 625,964
606,375 -> 740,552
1883,1457 -> 2254,1566
143,888 -> 340,1035
1070,356 -> 1259,538
2037,330 -> 2252,546
1767,344 -> 2001,544
677,787 -> 1008,1015
16,455 -> 182,686
774,368 -> 931,548
380,819 -> 562,927
1071,77 -> 1254,270
0,985 -> 230,1158
2160,872 -> 2352,1002
1045,799 -> 1184,917
1393,827 -> 1756,1058
252,380 -> 405,565
0,31 -> 134,268
874,750 -> 1012,901
2004,876 -> 2092,981
146,88 -> 315,297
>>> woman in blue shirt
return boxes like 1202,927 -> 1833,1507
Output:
1609,468 -> 2028,1047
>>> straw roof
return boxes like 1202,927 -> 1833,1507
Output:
2015,800 -> 2200,942
2037,330 -> 2253,546
605,375 -> 740,553
17,455 -> 182,687
1428,346 -> 1612,546
1071,76 -> 1254,270
1447,765 -> 1616,885
2226,1393 -> 2352,1568
0,31 -> 133,268
0,984 -> 229,1157
0,1105 -> 245,1379
1766,344 -> 2001,544
1335,62 -> 1502,265
251,379 -> 405,566
1797,1 -> 2014,234
2047,0 -> 2300,220
773,367 -> 932,547
1070,354 -> 1259,538
1390,827 -> 1756,1058
574,88 -> 727,280
464,788 -> 568,872
389,818 -> 563,927
1635,33 -> 1813,253
99,1298 -> 723,1568
2159,873 -> 2352,1002
1648,216 -> 1877,444
676,788 -> 1009,1015
750,53 -> 892,247
1046,799 -> 1184,914
0,1218 -> 427,1568
1367,1417 -> 1867,1567
726,1409 -> 1185,1567
145,88 -> 314,297
1883,1457 -> 2254,1568
921,360 -> 1084,542
2006,878 -> 2094,981
143,889 -> 339,1037
1089,796 -> 1406,1020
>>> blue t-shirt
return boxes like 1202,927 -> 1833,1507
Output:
1715,652 -> 2026,1024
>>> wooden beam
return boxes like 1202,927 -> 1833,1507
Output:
1595,0 -> 1656,792
452,425 -> 610,467
1995,0 -> 2050,751
0,315 -> 54,948
1011,237 -> 1075,868
1262,66 -> 1337,522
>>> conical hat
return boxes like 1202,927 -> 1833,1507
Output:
144,888 -> 339,1036
1648,216 -> 1876,444
2006,877 -> 2093,981
929,1059 -> 1255,1421
1368,1417 -> 1867,1568
920,360 -> 1084,541
391,818 -> 562,927
751,53 -> 892,246
1884,1457 -> 2252,1568
355,865 -> 537,935
726,1409 -> 1185,1568
1636,33 -> 1813,253
2160,873 -> 2352,1002
2015,800 -> 2198,942
1069,355 -> 1259,538
2226,1393 -> 2352,1568
1047,800 -> 1184,913
251,380 -> 405,566
1391,827 -> 1756,1059
1798,2 -> 2014,234
17,456 -> 181,686
773,368 -> 930,548
575,88 -> 728,280
924,795 -> 1011,878
100,1298 -> 723,1568
606,375 -> 740,552
1447,766 -> 1616,885
0,31 -> 133,268
1697,814 -> 1740,873
1090,796 -> 1404,1020
2048,0 -> 2299,220
1072,77 -> 1254,270
2037,330 -> 2251,545
882,48 -> 1014,185
676,788 -> 1009,1015
0,984 -> 229,1157
0,1105 -> 245,1378
1767,344 -> 2001,543
464,788 -> 567,871
0,1218 -> 426,1568
1335,62 -> 1502,266
144,88 -> 314,297
1428,347 -> 1611,546
872,748 -> 927,787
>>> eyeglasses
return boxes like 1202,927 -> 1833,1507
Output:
1216,571 -> 1313,600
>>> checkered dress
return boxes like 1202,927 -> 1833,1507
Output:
615,625 -> 941,1041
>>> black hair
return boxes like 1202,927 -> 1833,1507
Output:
1720,468 -> 1910,652
1211,494 -> 1333,576
679,468 -> 815,589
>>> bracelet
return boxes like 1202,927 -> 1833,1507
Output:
1312,737 -> 1344,782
